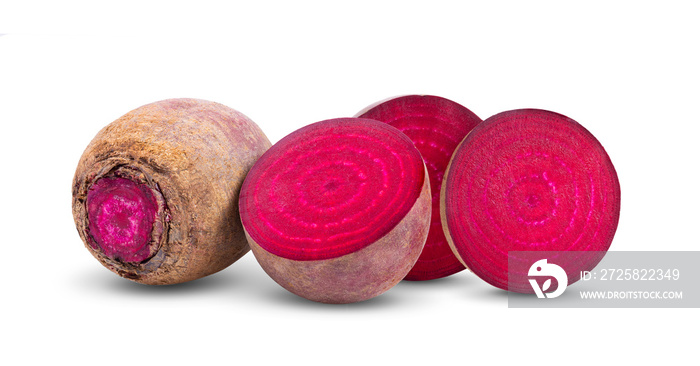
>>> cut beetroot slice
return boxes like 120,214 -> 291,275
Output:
441,109 -> 620,292
357,95 -> 482,281
239,118 -> 431,303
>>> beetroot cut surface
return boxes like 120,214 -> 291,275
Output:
358,95 -> 482,280
441,109 -> 620,292
86,177 -> 163,263
240,118 -> 426,261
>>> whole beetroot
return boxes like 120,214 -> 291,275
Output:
72,98 -> 271,285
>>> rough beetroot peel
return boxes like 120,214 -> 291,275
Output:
73,98 -> 271,284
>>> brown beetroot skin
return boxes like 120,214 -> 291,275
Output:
245,174 -> 430,303
239,118 -> 431,303
72,98 -> 271,285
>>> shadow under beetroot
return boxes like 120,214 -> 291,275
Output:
258,281 -> 404,311
73,260 -> 521,308
393,272 -> 525,306
470,284 -> 539,308
395,273 -> 463,289
72,264 -> 243,297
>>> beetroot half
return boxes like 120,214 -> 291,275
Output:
239,118 -> 431,303
441,109 -> 620,292
72,99 -> 271,284
357,95 -> 482,280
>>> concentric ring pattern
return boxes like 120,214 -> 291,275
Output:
443,109 -> 620,291
86,177 -> 160,263
358,95 -> 482,280
240,118 -> 426,261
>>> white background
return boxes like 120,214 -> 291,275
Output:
1,1 -> 698,364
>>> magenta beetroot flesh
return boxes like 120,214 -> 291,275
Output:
442,109 -> 621,292
242,118 -> 425,260
86,177 -> 162,263
358,95 -> 482,281
239,118 -> 430,303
